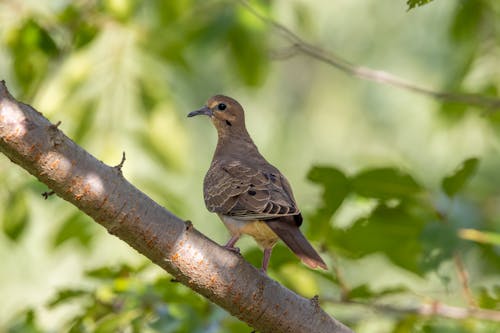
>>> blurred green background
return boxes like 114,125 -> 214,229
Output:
1,0 -> 500,332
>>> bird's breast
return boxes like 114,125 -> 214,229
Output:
219,214 -> 278,249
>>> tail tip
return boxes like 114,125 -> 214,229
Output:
303,257 -> 328,270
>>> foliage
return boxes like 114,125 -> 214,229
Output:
7,263 -> 246,333
407,0 -> 435,10
1,0 -> 500,332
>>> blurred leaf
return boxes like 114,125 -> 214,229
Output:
477,286 -> 500,310
352,167 -> 422,200
421,319 -> 470,333
86,262 -> 149,280
2,191 -> 29,241
477,243 -> 500,277
441,158 -> 479,197
101,0 -> 138,22
392,315 -> 419,333
58,4 -> 99,49
307,166 -> 350,239
221,318 -> 253,333
94,311 -> 140,333
420,222 -> 460,272
227,9 -> 269,86
137,106 -> 188,172
6,18 -> 60,95
48,288 -> 90,308
347,284 -> 407,300
6,309 -> 43,333
407,0 -> 434,10
331,203 -> 428,274
293,2 -> 314,34
308,166 -> 350,216
148,306 -> 181,332
438,1 -> 485,120
449,0 -> 484,43
53,212 -> 96,249
72,104 -> 97,143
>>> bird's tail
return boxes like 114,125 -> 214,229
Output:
266,217 -> 327,270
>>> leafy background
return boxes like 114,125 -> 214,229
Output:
1,0 -> 500,332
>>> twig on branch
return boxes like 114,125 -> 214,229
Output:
114,151 -> 126,173
433,202 -> 478,309
0,81 -> 353,333
238,0 -> 500,111
453,252 -> 477,308
325,298 -> 500,322
41,190 -> 55,199
332,256 -> 350,301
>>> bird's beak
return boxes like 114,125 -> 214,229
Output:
188,106 -> 212,118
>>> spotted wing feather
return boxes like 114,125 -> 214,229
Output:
203,160 -> 300,220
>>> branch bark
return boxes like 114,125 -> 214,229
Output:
0,81 -> 353,333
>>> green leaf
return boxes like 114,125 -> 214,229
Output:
420,222 -> 460,272
6,309 -> 44,333
330,203 -> 428,274
148,309 -> 181,333
407,0 -> 434,10
2,191 -> 29,241
347,284 -> 407,300
477,286 -> 500,310
47,289 -> 89,308
393,315 -> 419,333
307,166 -> 350,239
307,166 -> 350,216
352,167 -> 422,200
6,19 -> 59,95
227,15 -> 269,86
441,158 -> 479,197
94,311 -> 140,333
52,212 -> 96,249
85,262 -> 149,280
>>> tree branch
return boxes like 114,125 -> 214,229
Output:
326,298 -> 500,322
0,81 -> 352,333
239,0 -> 500,111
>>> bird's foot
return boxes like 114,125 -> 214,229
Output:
224,245 -> 241,255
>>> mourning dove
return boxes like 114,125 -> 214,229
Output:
188,95 -> 327,272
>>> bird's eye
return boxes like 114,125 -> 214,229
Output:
217,103 -> 227,111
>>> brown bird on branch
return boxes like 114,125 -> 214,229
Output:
188,95 -> 327,273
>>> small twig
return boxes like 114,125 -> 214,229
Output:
49,121 -> 62,129
453,252 -> 477,308
114,151 -> 126,172
41,190 -> 55,199
238,0 -> 500,111
324,298 -> 500,322
433,200 -> 477,308
332,256 -> 350,301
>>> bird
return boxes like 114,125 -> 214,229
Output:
188,95 -> 327,273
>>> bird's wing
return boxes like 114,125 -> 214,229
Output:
204,160 -> 300,220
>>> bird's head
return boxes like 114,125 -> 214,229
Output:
188,95 -> 246,136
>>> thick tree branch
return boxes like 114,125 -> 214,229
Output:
0,81 -> 352,333
239,0 -> 500,111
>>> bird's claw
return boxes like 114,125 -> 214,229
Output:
224,245 -> 241,255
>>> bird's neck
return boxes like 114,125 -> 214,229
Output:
214,128 -> 261,160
